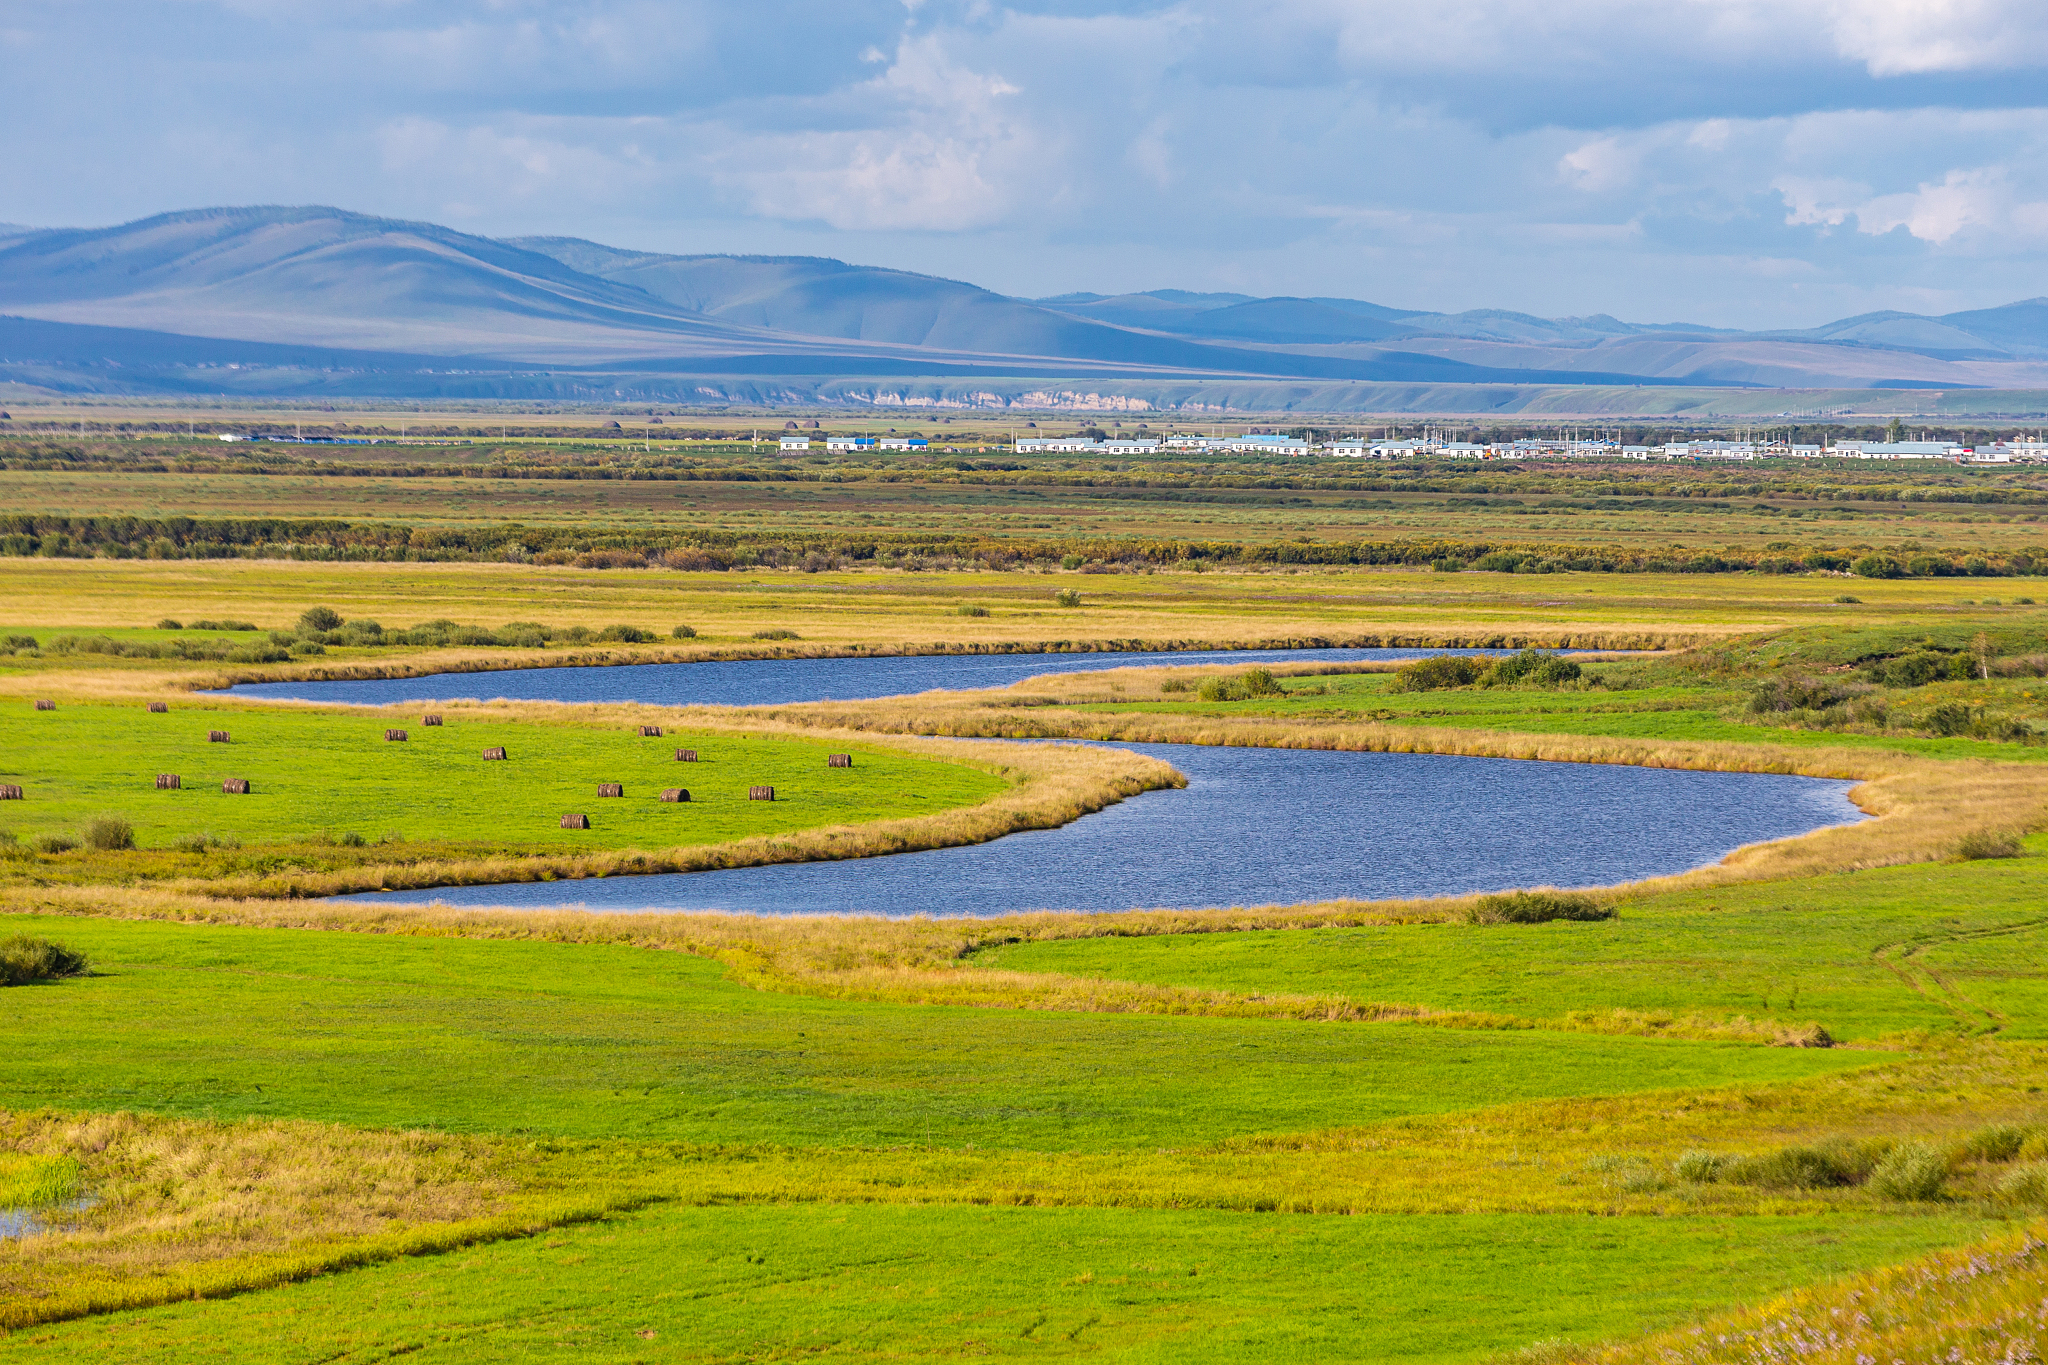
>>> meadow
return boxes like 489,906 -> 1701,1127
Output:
5,458 -> 2048,1360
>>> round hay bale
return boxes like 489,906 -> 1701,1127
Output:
481,747 -> 508,761
660,788 -> 690,802
33,700 -> 54,711
422,714 -> 443,726
222,778 -> 251,794
827,753 -> 852,768
147,702 -> 169,713
0,784 -> 22,800
209,730 -> 230,743
560,813 -> 590,829
597,782 -> 624,798
385,729 -> 408,742
749,785 -> 775,801
675,749 -> 697,762
640,725 -> 663,737
155,774 -> 181,789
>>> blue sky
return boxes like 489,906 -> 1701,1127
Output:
4,0 -> 2047,326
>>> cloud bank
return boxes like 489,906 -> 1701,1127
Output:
3,0 -> 2046,325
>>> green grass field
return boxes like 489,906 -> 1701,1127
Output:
977,851 -> 2048,1043
0,914 -> 1869,1147
0,704 -> 1001,853
0,1205 -> 1991,1365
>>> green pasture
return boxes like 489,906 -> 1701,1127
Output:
0,914 -> 1867,1148
0,705 -> 1002,851
980,851 -> 2048,1042
1084,667 -> 2048,761
1,1205 -> 1990,1365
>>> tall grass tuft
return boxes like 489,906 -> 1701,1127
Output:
1955,827 -> 2023,860
1868,1141 -> 1949,1201
1956,1122 -> 2036,1164
80,814 -> 135,851
1465,890 -> 1612,924
0,935 -> 91,985
1994,1164 -> 2048,1207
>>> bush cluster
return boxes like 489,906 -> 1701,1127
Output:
1392,649 -> 1582,693
1196,668 -> 1286,702
0,935 -> 90,986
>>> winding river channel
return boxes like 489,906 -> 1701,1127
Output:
233,647 -> 1863,917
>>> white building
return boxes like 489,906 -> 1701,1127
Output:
779,435 -> 812,452
878,436 -> 929,451
1099,439 -> 1160,455
1828,441 -> 1956,459
1014,436 -> 1101,453
1436,442 -> 1487,458
1325,439 -> 1368,457
825,435 -> 877,452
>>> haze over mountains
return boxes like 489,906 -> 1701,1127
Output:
3,205 -> 2048,408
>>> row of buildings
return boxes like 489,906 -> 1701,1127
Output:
780,430 -> 2048,463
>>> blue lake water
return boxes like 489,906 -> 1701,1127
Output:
226,646 -> 1597,708
339,741 -> 1864,917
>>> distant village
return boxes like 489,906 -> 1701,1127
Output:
777,429 -> 2048,463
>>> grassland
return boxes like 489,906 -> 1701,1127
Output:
8,474 -> 2048,1359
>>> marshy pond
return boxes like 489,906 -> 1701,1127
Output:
341,741 -> 1863,918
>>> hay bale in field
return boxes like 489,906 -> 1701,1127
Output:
749,785 -> 774,801
209,730 -> 230,743
385,729 -> 408,742
422,714 -> 443,726
560,813 -> 590,829
147,702 -> 168,713
597,782 -> 623,797
33,700 -> 54,711
675,749 -> 697,762
640,725 -> 663,737
481,747 -> 507,761
155,774 -> 181,789
827,753 -> 852,768
660,788 -> 689,802
222,778 -> 251,794
0,785 -> 21,800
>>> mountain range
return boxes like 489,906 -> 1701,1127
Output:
2,205 -> 2047,406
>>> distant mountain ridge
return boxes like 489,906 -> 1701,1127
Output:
1,205 -> 2047,400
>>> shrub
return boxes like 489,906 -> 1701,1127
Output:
1995,1163 -> 2048,1207
298,606 -> 342,633
1852,554 -> 1904,578
1196,669 -> 1287,703
956,604 -> 990,617
32,834 -> 78,855
1061,554 -> 1084,570
174,832 -> 239,853
751,628 -> 801,641
0,936 -> 90,986
594,625 -> 654,643
2,634 -> 36,652
1955,828 -> 2023,860
333,831 -> 367,847
1869,1141 -> 1948,1201
1926,702 -> 1980,737
156,618 -> 183,629
1472,551 -> 1528,572
1832,595 -> 1860,604
1466,890 -> 1613,924
1054,589 -> 1082,607
1431,558 -> 1464,573
671,625 -> 697,639
1159,678 -> 1192,693
1392,655 -> 1486,692
1956,1123 -> 2035,1163
227,644 -> 291,664
80,815 -> 134,851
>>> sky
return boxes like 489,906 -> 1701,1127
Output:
4,0 -> 2047,328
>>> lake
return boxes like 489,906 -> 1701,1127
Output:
226,645 -> 1598,708
338,741 -> 1863,917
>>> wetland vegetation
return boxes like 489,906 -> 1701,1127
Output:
2,424 -> 2047,1361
